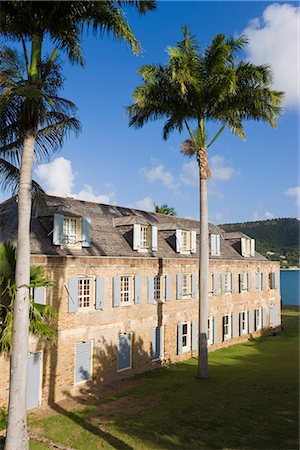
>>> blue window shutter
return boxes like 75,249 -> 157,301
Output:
152,328 -> 158,359
159,326 -> 164,358
248,310 -> 253,333
151,226 -> 158,251
95,277 -> 104,310
147,276 -> 154,304
262,307 -> 266,328
177,324 -> 183,354
68,277 -> 78,313
133,224 -> 141,250
256,273 -> 260,291
213,317 -> 218,344
134,275 -> 141,304
221,273 -> 225,295
231,273 -> 235,293
176,274 -> 182,300
274,304 -> 279,326
81,217 -> 91,247
269,306 -> 274,327
191,274 -> 197,298
118,334 -> 131,370
165,275 -> 171,301
261,272 -> 266,290
53,214 -> 64,245
33,286 -> 46,305
75,341 -> 92,384
247,272 -> 251,291
192,321 -> 198,351
113,276 -> 120,307
274,272 -> 279,289
213,272 -> 218,296
232,313 -> 238,337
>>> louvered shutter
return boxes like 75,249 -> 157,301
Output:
81,217 -> 91,247
274,304 -> 279,326
232,313 -> 238,338
191,230 -> 197,253
241,238 -> 246,256
151,226 -> 158,251
133,224 -> 141,250
53,214 -> 64,245
213,272 -> 218,295
247,272 -> 251,291
221,273 -> 225,295
177,324 -> 183,354
147,276 -> 155,304
231,273 -> 235,293
159,326 -> 164,358
75,341 -> 92,384
255,309 -> 259,330
68,277 -> 78,313
256,273 -> 260,291
165,275 -> 171,301
192,321 -> 198,351
118,334 -> 131,370
269,306 -> 275,327
216,235 -> 221,255
213,317 -> 218,344
191,273 -> 197,298
175,229 -> 182,253
95,277 -> 104,310
134,275 -> 141,304
176,274 -> 182,300
274,272 -> 279,289
262,307 -> 266,328
250,239 -> 255,256
113,276 -> 120,307
248,310 -> 253,333
261,272 -> 266,290
33,286 -> 46,305
211,234 -> 216,255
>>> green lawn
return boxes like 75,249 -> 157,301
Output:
3,310 -> 300,450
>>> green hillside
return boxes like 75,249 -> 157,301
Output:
219,218 -> 300,267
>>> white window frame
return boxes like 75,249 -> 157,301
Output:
224,273 -> 232,294
181,322 -> 191,353
239,272 -> 248,292
78,277 -> 94,309
208,317 -> 213,345
241,310 -> 248,335
154,275 -> 161,301
223,314 -> 231,340
181,230 -> 191,252
63,217 -> 79,244
140,224 -> 149,249
182,273 -> 192,298
120,276 -> 133,306
211,234 -> 221,256
255,308 -> 261,331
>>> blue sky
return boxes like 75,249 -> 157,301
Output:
1,1 -> 299,223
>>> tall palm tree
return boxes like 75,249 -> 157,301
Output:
128,27 -> 283,379
154,203 -> 177,216
1,3 -> 156,448
0,242 -> 56,353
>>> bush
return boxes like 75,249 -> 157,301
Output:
0,407 -> 7,431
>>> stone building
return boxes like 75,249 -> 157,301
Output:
0,195 -> 281,409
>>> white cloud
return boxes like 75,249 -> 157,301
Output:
140,164 -> 179,192
285,186 -> 300,207
134,197 -> 154,211
35,157 -> 115,204
244,3 -> 300,108
253,208 -> 275,221
264,211 -> 275,220
210,156 -> 239,181
180,161 -> 198,187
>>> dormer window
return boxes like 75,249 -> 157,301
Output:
53,214 -> 90,247
133,223 -> 158,252
211,234 -> 221,256
175,229 -> 196,254
241,238 -> 255,257
63,217 -> 77,244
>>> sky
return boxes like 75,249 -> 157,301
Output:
1,1 -> 299,223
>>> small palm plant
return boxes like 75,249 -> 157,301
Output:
154,203 -> 177,216
0,242 -> 56,353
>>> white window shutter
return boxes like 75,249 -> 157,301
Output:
53,214 -> 64,245
241,238 -> 246,256
151,226 -> 158,251
250,239 -> 255,256
211,234 -> 216,256
191,230 -> 197,253
133,224 -> 141,250
216,235 -> 221,255
175,229 -> 182,253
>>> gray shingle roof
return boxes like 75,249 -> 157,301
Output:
0,195 -> 267,261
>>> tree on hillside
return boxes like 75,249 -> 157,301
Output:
0,242 -> 56,353
1,2 -> 156,447
154,203 -> 177,216
128,27 -> 283,379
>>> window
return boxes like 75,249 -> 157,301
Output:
63,217 -> 77,244
269,272 -> 278,289
208,317 -> 213,345
209,273 -> 214,295
211,234 -> 221,256
78,278 -> 92,308
182,323 -> 191,352
181,230 -> 190,251
182,274 -> 192,297
140,225 -> 148,249
152,326 -> 164,360
224,273 -> 232,293
239,272 -> 248,293
120,276 -> 133,305
153,275 -> 161,301
255,308 -> 261,331
223,315 -> 231,340
240,311 -> 247,335
118,333 -> 132,371
133,224 -> 158,251
241,238 -> 255,257
175,229 -> 196,253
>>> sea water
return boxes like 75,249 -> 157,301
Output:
280,270 -> 300,306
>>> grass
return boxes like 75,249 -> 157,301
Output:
3,310 -> 300,450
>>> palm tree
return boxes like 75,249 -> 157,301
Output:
0,242 -> 56,353
154,203 -> 177,216
1,3 -> 156,447
128,27 -> 283,380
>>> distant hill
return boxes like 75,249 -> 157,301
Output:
219,218 -> 300,267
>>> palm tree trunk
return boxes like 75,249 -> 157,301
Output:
198,157 -> 209,379
5,133 -> 35,450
